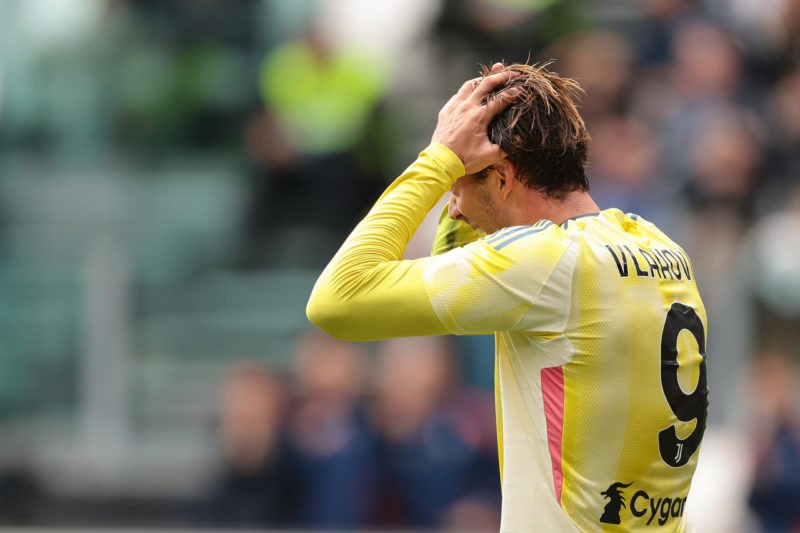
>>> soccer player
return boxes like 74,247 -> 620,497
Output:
306,62 -> 708,532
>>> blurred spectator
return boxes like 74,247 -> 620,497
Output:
746,352 -> 800,532
705,0 -> 800,68
239,29 -> 388,264
764,66 -> 800,191
650,18 -> 756,182
668,18 -> 745,101
677,104 -> 766,331
370,336 -> 500,529
684,107 -> 765,221
196,362 -> 289,527
622,0 -> 701,65
282,330 -> 378,529
544,30 -> 636,122
258,30 -> 387,163
585,113 -> 674,225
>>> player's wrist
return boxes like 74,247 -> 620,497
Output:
425,142 -> 466,184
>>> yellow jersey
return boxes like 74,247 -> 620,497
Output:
307,144 -> 708,532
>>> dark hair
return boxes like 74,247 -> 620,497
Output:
481,62 -> 590,200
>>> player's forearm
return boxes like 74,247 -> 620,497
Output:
306,143 -> 464,340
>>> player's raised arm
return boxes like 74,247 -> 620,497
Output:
306,69 -> 518,341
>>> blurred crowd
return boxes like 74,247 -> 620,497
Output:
2,0 -> 800,530
192,333 -> 500,531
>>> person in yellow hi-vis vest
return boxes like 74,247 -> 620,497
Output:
307,62 -> 708,532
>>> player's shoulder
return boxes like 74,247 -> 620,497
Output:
479,219 -> 563,252
467,220 -> 575,268
471,209 -> 679,256
477,210 -> 613,252
569,208 -> 680,244
616,210 -> 685,249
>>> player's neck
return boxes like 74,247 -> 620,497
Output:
521,190 -> 600,226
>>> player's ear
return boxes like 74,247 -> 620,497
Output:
496,159 -> 516,201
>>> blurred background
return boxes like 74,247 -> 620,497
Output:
0,0 -> 799,531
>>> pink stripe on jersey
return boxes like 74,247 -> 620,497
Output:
541,366 -> 565,505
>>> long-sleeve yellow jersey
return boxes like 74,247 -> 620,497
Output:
307,144 -> 708,532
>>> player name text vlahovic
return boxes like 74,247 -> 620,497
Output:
604,244 -> 693,280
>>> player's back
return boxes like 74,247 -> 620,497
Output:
495,209 -> 707,532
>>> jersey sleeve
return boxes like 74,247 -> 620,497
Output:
306,143 -> 464,341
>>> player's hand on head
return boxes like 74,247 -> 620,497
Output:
431,66 -> 519,176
